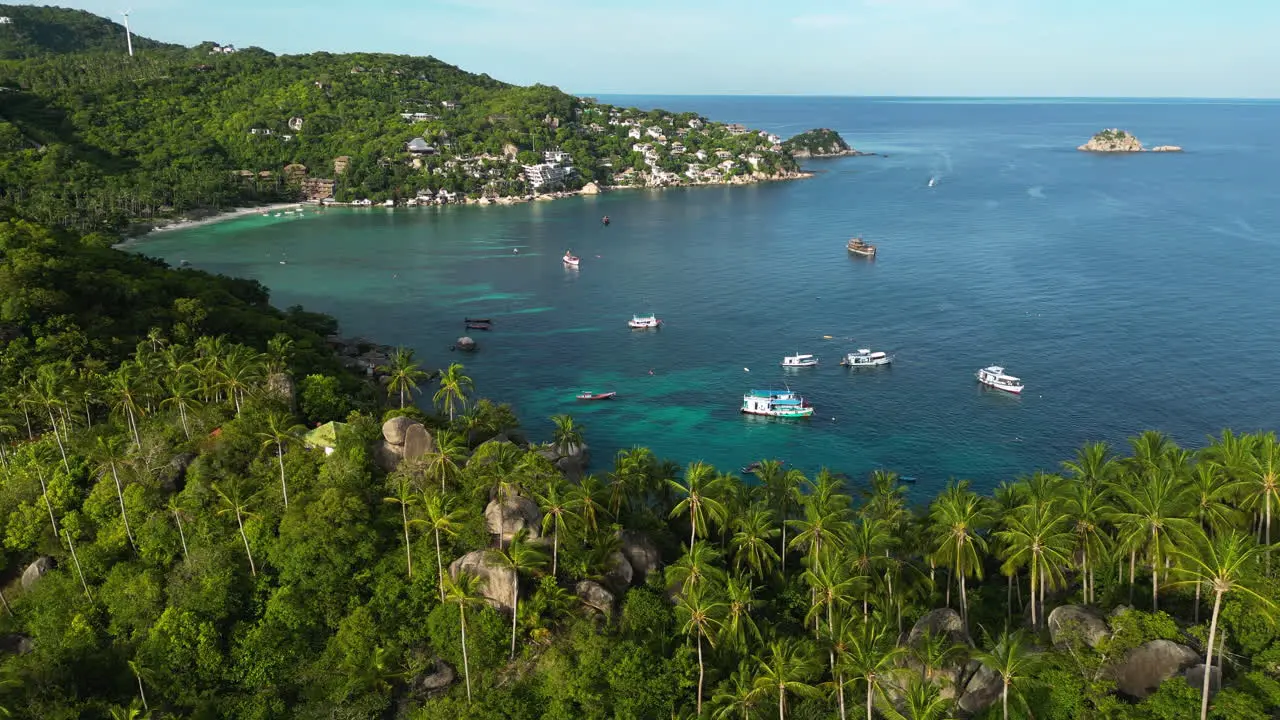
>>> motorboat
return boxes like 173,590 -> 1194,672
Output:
464,322 -> 491,331
628,314 -> 662,329
742,389 -> 814,418
602,215 -> 611,226
840,349 -> 893,367
847,237 -> 877,258
976,365 -> 1024,394
576,391 -> 617,401
781,353 -> 819,368
464,318 -> 492,324
563,251 -> 580,267
740,460 -> 785,474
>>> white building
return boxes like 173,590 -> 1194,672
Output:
628,127 -> 642,139
523,163 -> 574,190
544,149 -> 573,164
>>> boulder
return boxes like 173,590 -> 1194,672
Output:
907,608 -> 968,649
484,496 -> 542,544
619,530 -> 661,581
156,452 -> 197,493
601,551 -> 634,594
375,440 -> 404,472
0,634 -> 32,656
580,182 -> 601,195
1185,664 -> 1220,696
266,372 -> 296,408
21,556 -> 55,591
1048,605 -> 1111,648
454,337 -> 477,352
957,663 -> 1003,714
576,580 -> 615,615
402,423 -> 436,463
449,550 -> 517,612
411,659 -> 455,695
1110,640 -> 1200,699
382,416 -> 416,445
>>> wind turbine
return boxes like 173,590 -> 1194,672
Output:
120,9 -> 133,56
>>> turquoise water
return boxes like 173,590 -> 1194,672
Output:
130,97 -> 1280,494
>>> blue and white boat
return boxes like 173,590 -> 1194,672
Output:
741,389 -> 815,418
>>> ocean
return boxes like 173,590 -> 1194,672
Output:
129,96 -> 1280,496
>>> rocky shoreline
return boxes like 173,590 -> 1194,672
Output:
1078,129 -> 1183,153
790,148 -> 875,159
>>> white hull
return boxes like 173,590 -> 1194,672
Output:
976,366 -> 1024,394
781,360 -> 819,368
742,407 -> 814,418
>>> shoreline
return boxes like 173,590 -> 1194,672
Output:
117,202 -> 314,244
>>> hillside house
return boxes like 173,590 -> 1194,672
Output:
523,163 -> 574,190
406,137 -> 436,155
544,150 -> 572,164
726,123 -> 748,135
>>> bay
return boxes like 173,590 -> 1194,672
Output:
130,97 -> 1280,495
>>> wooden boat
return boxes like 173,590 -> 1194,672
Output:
847,237 -> 877,258
576,391 -> 617,401
465,322 -> 491,331
464,317 -> 492,324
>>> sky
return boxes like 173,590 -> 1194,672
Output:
19,0 -> 1280,97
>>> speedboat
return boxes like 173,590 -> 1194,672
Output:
976,366 -> 1024,394
840,349 -> 893,367
563,251 -> 580,267
781,353 -> 819,368
741,389 -> 814,418
576,391 -> 617,401
628,314 -> 662,329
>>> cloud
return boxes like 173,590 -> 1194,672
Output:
790,13 -> 854,29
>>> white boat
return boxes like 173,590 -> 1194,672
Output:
562,251 -> 580,267
781,353 -> 819,368
977,365 -> 1024,394
928,177 -> 937,188
840,349 -> 893,367
628,314 -> 662,329
741,389 -> 815,418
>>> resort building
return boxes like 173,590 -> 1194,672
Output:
522,162 -> 575,190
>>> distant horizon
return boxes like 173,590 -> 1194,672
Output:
12,0 -> 1280,99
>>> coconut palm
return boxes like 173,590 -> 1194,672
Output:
1062,478 -> 1114,605
127,659 -> 149,712
487,528 -> 549,660
379,346 -> 429,408
423,492 -> 469,600
753,637 -> 822,720
1170,531 -> 1277,720
93,435 -> 137,551
667,541 -> 727,594
219,344 -> 265,415
839,619 -> 905,720
213,480 -> 259,576
802,552 -> 862,641
166,496 -> 190,563
847,517 -> 895,616
383,474 -> 420,578
568,474 -> 610,535
974,629 -> 1041,720
107,362 -> 146,448
608,446 -> 653,517
550,413 -> 584,455
1246,432 -> 1280,572
534,477 -> 577,577
721,575 -> 762,655
258,411 -> 305,509
675,584 -> 726,717
1112,470 -> 1197,612
788,498 -> 852,565
860,469 -> 909,529
421,429 -> 467,493
876,674 -> 953,720
1062,441 -> 1118,489
442,570 -> 487,704
30,364 -> 72,475
730,504 -> 781,580
712,661 -> 765,720
160,371 -> 201,439
669,461 -> 730,550
433,363 -> 473,422
759,462 -> 805,573
995,502 -> 1074,629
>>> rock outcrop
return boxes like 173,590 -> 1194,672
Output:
580,182 -> 602,195
449,550 -> 517,612
410,659 -> 456,695
1109,639 -> 1199,698
1185,664 -> 1220,696
266,372 -> 296,409
453,336 -> 477,353
601,551 -> 634,594
21,556 -> 55,591
0,634 -> 33,656
382,416 -> 416,445
536,440 -> 591,481
402,423 -> 436,463
484,496 -> 542,544
618,530 -> 661,581
1048,605 -> 1111,648
958,663 -> 1003,714
576,580 -> 615,615
907,608 -> 969,648
1076,129 -> 1181,153
156,451 -> 197,492
1151,145 -> 1184,152
783,128 -> 866,158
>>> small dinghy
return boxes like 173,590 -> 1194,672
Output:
563,251 -> 581,267
576,391 -> 617,401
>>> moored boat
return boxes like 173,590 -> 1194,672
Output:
465,322 -> 491,331
976,365 -> 1024,394
563,251 -> 580,267
741,389 -> 815,418
840,348 -> 893,367
576,391 -> 617,401
847,237 -> 877,257
781,353 -> 819,368
740,460 -> 785,474
628,314 -> 662,329
464,317 -> 492,324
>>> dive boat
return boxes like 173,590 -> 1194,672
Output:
741,389 -> 815,418
840,349 -> 893,367
576,391 -> 617,401
563,251 -> 581,267
781,353 -> 819,368
976,366 -> 1024,394
847,237 -> 877,258
628,314 -> 662,329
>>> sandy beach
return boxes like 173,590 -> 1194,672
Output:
146,202 -> 314,234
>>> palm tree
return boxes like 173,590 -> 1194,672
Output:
383,474 -> 420,578
442,570 -> 487,704
788,500 -> 852,570
423,492 -> 469,600
167,496 -> 190,563
974,629 -> 1041,720
876,674 -> 953,720
127,659 -> 149,712
550,414 -> 584,455
433,363 -> 473,422
759,461 -> 802,573
721,575 -> 762,655
669,461 -> 729,550
94,435 -> 137,551
608,446 -> 653,517
712,661 -> 765,720
107,362 -> 146,448
258,411 -> 305,509
847,517 -> 895,616
213,481 -> 258,576
379,347 -> 429,408
910,630 -> 968,687
667,542 -> 727,593
1246,432 -> 1280,572
838,619 -> 903,720
31,364 -> 72,475
219,344 -> 265,415
1171,531 -> 1277,720
1187,462 -> 1243,621
265,333 -> 294,376
754,637 -> 822,720
421,429 -> 467,493
802,552 -> 861,642
487,529 -> 549,660
1113,471 -> 1197,612
534,477 -> 577,577
1063,478 -> 1114,605
568,474 -> 610,536
675,584 -> 726,717
1062,441 -> 1118,489
995,502 -> 1074,629
730,504 -> 781,580
160,372 -> 201,439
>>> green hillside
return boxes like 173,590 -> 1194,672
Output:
0,4 -> 180,59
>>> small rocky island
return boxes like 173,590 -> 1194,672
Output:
1077,128 -> 1183,153
783,128 -> 868,158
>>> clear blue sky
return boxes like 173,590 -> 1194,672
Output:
26,0 -> 1280,97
